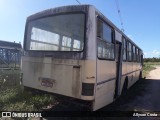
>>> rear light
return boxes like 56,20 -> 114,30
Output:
82,83 -> 94,96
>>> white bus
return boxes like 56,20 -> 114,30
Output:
22,5 -> 143,111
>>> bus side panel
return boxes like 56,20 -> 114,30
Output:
126,62 -> 133,88
136,62 -> 142,81
132,62 -> 138,84
120,62 -> 127,94
93,60 -> 116,111
130,62 -> 136,86
120,61 -> 142,94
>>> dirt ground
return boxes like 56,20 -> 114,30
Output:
147,66 -> 160,79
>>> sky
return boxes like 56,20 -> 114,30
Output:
0,0 -> 160,58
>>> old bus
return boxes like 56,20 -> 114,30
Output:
22,5 -> 143,111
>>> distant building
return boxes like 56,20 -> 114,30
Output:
0,40 -> 22,69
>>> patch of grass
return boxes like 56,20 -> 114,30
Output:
142,62 -> 158,77
143,62 -> 160,65
0,85 -> 55,111
0,70 -> 55,111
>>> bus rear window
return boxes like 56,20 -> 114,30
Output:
25,13 -> 85,51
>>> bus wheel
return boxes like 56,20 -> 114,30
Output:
122,78 -> 128,95
139,71 -> 142,80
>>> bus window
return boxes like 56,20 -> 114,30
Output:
73,39 -> 81,51
61,36 -> 72,51
136,48 -> 139,62
30,27 -> 60,50
97,18 -> 114,60
139,50 -> 142,63
133,45 -> 136,62
26,13 -> 85,51
97,18 -> 113,42
97,41 -> 103,58
103,24 -> 112,42
122,38 -> 127,61
127,42 -> 132,61
97,19 -> 103,38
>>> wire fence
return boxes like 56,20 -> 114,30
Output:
0,69 -> 21,87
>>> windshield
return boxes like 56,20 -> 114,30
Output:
25,13 -> 85,51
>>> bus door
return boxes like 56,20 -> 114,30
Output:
115,42 -> 122,98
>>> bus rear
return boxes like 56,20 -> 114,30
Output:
22,5 -> 97,110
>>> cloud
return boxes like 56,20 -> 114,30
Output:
127,34 -> 134,40
144,50 -> 160,58
144,52 -> 147,55
152,50 -> 160,55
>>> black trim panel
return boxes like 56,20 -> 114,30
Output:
96,69 -> 141,86
97,77 -> 116,85
122,69 -> 141,77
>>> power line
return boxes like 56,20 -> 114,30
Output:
115,0 -> 125,32
75,0 -> 81,4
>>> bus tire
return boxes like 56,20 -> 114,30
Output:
139,71 -> 142,80
122,78 -> 128,95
